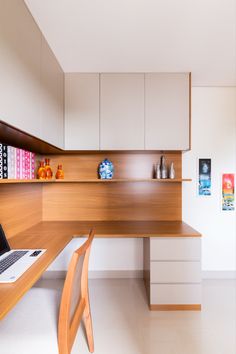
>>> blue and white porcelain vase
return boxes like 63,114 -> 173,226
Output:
98,158 -> 114,179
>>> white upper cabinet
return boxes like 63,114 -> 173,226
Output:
40,37 -> 64,149
145,73 -> 190,150
0,0 -> 41,138
100,74 -> 145,150
0,1 -> 64,149
65,74 -> 99,150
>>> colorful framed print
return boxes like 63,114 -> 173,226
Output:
222,174 -> 234,211
198,159 -> 211,196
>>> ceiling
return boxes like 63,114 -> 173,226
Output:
24,0 -> 236,86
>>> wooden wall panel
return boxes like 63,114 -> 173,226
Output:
0,184 -> 42,238
43,152 -> 182,180
43,182 -> 182,221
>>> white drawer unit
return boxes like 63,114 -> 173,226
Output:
144,236 -> 202,310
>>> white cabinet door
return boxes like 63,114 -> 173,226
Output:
65,74 -> 99,150
40,37 -> 64,149
145,73 -> 190,150
0,0 -> 41,137
100,74 -> 145,150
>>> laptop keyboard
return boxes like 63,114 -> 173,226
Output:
0,251 -> 28,275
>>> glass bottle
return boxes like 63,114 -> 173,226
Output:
55,164 -> 64,180
169,162 -> 175,179
45,158 -> 53,179
160,156 -> 168,179
37,161 -> 46,180
156,163 -> 161,179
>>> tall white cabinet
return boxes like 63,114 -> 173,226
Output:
145,73 -> 190,150
100,74 -> 145,150
0,0 -> 64,149
0,0 -> 42,138
65,74 -> 99,150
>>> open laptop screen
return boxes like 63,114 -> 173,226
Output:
0,225 -> 11,256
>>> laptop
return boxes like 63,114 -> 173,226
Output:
0,225 -> 46,283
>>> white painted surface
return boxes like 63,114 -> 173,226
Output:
150,261 -> 201,283
65,73 -> 99,150
0,0 -> 42,137
145,73 -> 189,150
47,238 -> 144,271
183,87 -> 236,272
100,74 -> 145,150
0,0 -> 64,148
150,237 -> 201,261
24,0 -> 236,86
150,283 -> 201,304
40,37 -> 64,148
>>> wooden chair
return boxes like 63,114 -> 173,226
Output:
58,228 -> 95,354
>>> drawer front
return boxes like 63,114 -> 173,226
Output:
150,283 -> 201,305
150,261 -> 201,283
150,237 -> 201,261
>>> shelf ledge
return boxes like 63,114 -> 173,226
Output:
0,178 -> 192,184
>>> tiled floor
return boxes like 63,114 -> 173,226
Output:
0,278 -> 235,354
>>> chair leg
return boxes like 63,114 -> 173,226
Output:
83,300 -> 94,353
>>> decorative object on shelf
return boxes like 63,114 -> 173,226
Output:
222,173 -> 235,211
156,163 -> 161,179
160,155 -> 168,179
98,158 -> 114,179
169,162 -> 175,179
37,161 -> 46,180
45,158 -> 53,179
56,165 -> 64,180
198,158 -> 211,196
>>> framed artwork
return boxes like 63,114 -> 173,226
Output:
198,158 -> 211,196
222,173 -> 235,211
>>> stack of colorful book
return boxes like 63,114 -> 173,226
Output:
0,143 -> 35,179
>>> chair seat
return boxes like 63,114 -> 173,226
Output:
0,279 -> 64,354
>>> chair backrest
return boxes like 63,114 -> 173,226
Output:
58,229 -> 95,354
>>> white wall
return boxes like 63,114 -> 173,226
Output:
183,87 -> 236,272
48,238 -> 143,273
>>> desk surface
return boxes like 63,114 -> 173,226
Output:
0,220 -> 201,320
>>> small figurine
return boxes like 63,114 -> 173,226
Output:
55,164 -> 64,179
45,158 -> 53,179
98,158 -> 114,179
37,161 -> 46,179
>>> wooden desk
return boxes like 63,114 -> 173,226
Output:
0,221 -> 201,320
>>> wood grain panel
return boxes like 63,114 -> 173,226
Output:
44,152 -> 182,180
0,184 -> 42,238
43,182 -> 182,221
150,304 -> 201,311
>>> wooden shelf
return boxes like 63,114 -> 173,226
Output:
0,178 -> 192,184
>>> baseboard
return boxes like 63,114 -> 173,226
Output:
202,271 -> 236,279
42,270 -> 236,280
42,270 -> 143,280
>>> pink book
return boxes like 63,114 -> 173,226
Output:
16,148 -> 21,179
30,152 -> 35,179
25,150 -> 30,179
20,149 -> 25,179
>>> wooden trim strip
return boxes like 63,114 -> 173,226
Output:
150,304 -> 201,311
